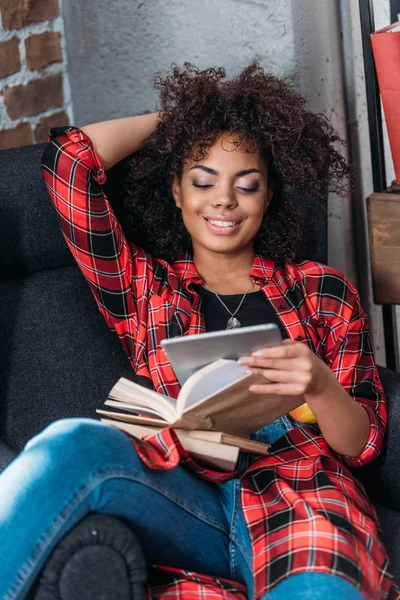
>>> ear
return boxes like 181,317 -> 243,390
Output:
264,188 -> 273,213
172,176 -> 182,209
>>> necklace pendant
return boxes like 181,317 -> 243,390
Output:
226,316 -> 241,329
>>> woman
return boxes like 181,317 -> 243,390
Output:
1,62 -> 398,600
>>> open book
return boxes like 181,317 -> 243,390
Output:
97,358 -> 304,470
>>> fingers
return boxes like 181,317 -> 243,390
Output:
245,340 -> 308,360
247,367 -> 311,395
239,340 -> 314,396
239,356 -> 311,372
248,367 -> 312,386
249,382 -> 306,395
238,340 -> 310,369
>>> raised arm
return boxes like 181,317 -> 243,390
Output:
81,113 -> 159,169
41,115 -> 168,360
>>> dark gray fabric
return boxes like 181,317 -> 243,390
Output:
376,365 -> 400,509
0,144 -> 74,277
355,366 -> 400,511
0,265 -> 135,453
0,439 -> 17,471
32,514 -> 146,600
375,503 -> 400,582
296,189 -> 327,263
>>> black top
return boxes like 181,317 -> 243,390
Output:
194,285 -> 288,338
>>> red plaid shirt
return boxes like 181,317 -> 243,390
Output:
43,127 -> 399,599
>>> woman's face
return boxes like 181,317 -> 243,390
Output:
172,133 -> 272,258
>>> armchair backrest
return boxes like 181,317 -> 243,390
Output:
0,142 -> 328,454
0,143 -> 134,453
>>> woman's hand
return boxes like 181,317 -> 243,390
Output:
239,339 -> 371,456
238,339 -> 329,397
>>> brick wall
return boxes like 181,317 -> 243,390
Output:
0,0 -> 74,150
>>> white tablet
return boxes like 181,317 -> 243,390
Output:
161,323 -> 282,386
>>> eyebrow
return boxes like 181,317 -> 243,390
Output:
189,166 -> 262,177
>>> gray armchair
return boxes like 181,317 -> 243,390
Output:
1,143 -> 399,599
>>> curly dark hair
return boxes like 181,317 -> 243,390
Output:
108,60 -> 350,265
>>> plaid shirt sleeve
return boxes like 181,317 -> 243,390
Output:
323,282 -> 387,467
42,126 -> 167,335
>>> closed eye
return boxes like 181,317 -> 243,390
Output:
193,183 -> 259,192
239,186 -> 258,193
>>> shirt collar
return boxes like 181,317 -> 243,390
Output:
171,253 -> 275,284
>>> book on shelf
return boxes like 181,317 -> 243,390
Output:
371,14 -> 400,184
97,358 -> 304,471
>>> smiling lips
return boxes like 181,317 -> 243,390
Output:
204,217 -> 242,234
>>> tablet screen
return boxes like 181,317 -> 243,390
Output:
161,323 -> 282,386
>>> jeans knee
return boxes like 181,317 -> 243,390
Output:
25,418 -> 135,471
26,418 -> 99,450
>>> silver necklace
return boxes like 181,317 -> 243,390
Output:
203,281 -> 253,329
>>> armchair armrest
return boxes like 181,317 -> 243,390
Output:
0,438 -> 17,472
29,514 -> 146,600
355,365 -> 400,510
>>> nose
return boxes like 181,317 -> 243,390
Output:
211,185 -> 238,209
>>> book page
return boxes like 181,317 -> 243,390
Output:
97,412 -> 270,456
101,418 -> 239,471
174,370 -> 305,437
107,377 -> 177,422
97,409 -> 167,428
104,400 -> 167,419
177,359 -> 246,415
376,20 -> 400,32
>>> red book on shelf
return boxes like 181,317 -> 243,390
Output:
371,17 -> 400,184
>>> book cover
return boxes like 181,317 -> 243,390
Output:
371,17 -> 400,184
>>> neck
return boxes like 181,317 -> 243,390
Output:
193,246 -> 258,294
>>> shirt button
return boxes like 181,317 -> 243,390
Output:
296,335 -> 303,341
95,169 -> 102,177
279,303 -> 286,309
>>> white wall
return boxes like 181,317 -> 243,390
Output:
62,0 -> 298,124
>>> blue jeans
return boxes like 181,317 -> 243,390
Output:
0,417 -> 365,600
